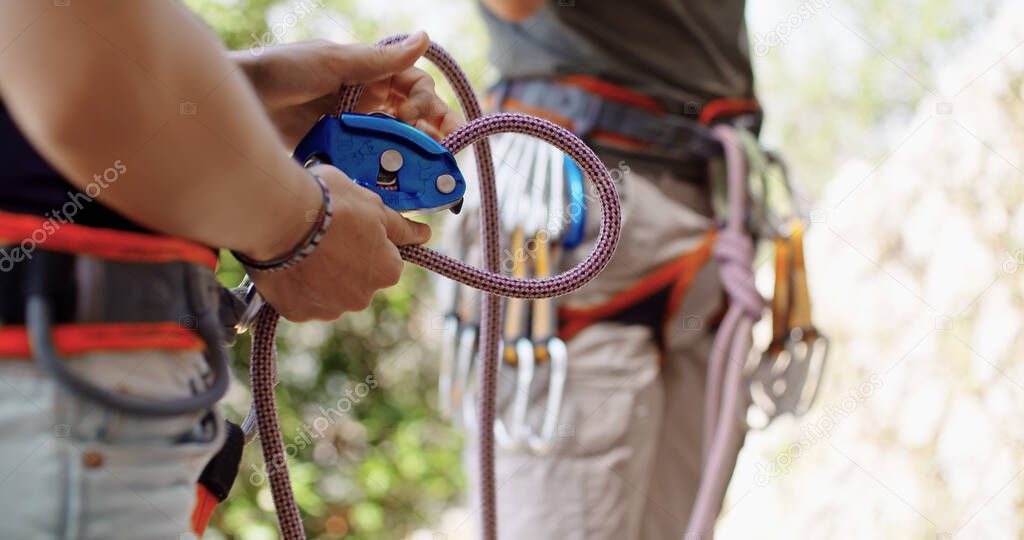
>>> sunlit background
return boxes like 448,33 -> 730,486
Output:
188,0 -> 1024,538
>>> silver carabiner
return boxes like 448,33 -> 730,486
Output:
509,337 -> 536,446
455,324 -> 478,429
525,337 -> 568,454
232,277 -> 264,335
437,314 -> 460,420
749,328 -> 829,424
458,329 -> 520,449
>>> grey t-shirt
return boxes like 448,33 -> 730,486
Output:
482,0 -> 755,112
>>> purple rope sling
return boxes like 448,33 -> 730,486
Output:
686,125 -> 765,538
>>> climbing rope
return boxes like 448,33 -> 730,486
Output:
687,125 -> 765,538
246,36 -> 622,540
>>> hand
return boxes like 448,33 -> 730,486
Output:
249,163 -> 431,321
234,32 -> 463,148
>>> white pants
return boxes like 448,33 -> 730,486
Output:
0,351 -> 224,539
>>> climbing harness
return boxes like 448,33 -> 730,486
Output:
0,214 -> 233,417
452,71 -> 827,539
0,213 -> 246,536
488,76 -> 762,179
237,36 -> 623,540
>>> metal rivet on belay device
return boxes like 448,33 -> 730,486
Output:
380,149 -> 403,173
436,174 -> 456,194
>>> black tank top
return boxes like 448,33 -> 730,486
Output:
0,102 -> 148,233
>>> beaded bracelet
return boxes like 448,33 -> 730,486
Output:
232,171 -> 333,272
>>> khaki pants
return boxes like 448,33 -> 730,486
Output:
453,160 -> 733,539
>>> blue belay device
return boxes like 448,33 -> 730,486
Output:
293,113 -> 467,216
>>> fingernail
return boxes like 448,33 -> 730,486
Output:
403,31 -> 427,47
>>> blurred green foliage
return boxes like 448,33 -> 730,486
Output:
185,1 -> 466,538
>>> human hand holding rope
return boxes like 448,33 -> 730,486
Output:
233,31 -> 462,147
249,163 -> 431,321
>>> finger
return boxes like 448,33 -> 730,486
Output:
389,67 -> 435,98
396,90 -> 440,124
414,107 -> 463,141
376,243 -> 404,287
381,207 -> 432,246
414,118 -> 445,142
354,80 -> 391,114
394,72 -> 443,120
340,31 -> 430,84
439,110 -> 464,135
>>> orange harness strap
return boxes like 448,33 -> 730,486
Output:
0,323 -> 206,358
558,75 -> 666,114
0,211 -> 216,357
0,211 -> 217,269
497,75 -> 761,153
698,97 -> 763,125
558,231 -> 716,343
191,484 -> 220,535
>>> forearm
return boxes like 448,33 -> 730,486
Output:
0,1 -> 318,259
481,0 -> 545,22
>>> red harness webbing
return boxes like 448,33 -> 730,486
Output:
0,211 -> 214,357
558,230 -> 716,344
0,211 -> 217,269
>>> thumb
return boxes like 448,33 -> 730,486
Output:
359,31 -> 430,82
382,208 -> 432,246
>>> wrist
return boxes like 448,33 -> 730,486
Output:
234,168 -> 332,270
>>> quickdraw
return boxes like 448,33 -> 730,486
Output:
442,134 -> 580,454
749,218 -> 829,423
237,36 -> 623,540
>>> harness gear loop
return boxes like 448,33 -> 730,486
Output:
246,35 -> 622,540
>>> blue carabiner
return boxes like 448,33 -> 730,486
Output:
563,154 -> 586,248
293,113 -> 467,216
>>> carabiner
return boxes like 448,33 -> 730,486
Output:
525,337 -> 568,454
508,337 -> 536,448
749,219 -> 829,423
455,324 -> 478,429
438,313 -> 460,420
